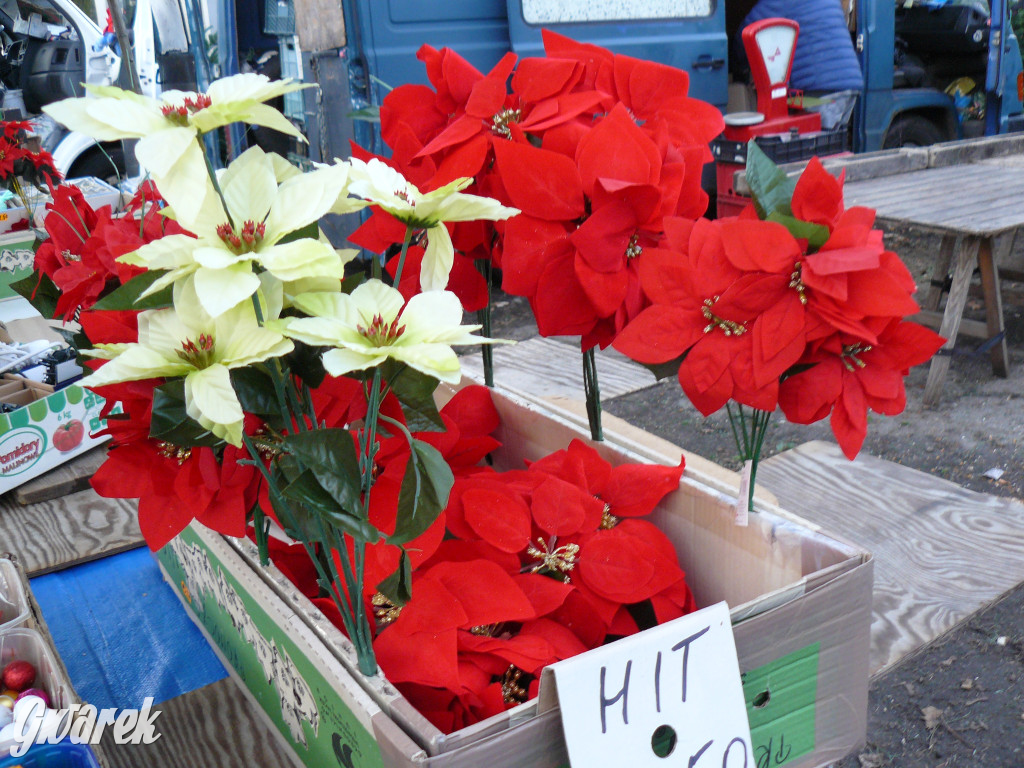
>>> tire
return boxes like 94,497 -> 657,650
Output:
67,145 -> 126,186
882,115 -> 947,149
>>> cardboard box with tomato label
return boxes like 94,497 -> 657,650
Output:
0,310 -> 111,495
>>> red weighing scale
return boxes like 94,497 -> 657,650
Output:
714,18 -> 828,217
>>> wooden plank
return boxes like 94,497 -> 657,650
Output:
923,236 -> 980,407
14,446 -> 106,505
911,310 -> 988,339
921,234 -> 957,312
293,0 -> 345,51
757,440 -> 1024,674
101,678 -> 302,768
0,488 -> 143,575
977,234 -> 1010,377
459,337 -> 655,401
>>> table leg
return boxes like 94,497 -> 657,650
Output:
921,234 -> 958,312
978,233 -> 1010,378
922,236 -> 980,408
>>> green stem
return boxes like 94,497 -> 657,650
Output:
747,409 -> 773,513
582,348 -> 603,441
476,258 -> 494,388
197,136 -> 234,229
391,226 -> 415,287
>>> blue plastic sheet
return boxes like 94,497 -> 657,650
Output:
29,548 -> 226,710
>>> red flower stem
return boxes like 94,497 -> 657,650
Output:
475,258 -> 494,388
582,348 -> 603,441
390,225 -> 415,287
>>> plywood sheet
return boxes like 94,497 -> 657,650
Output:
101,679 -> 301,768
757,440 -> 1024,674
460,337 -> 655,401
0,488 -> 143,575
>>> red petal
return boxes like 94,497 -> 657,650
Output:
429,560 -> 537,627
463,487 -> 532,553
492,141 -> 584,220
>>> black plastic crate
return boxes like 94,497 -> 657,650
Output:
711,129 -> 848,166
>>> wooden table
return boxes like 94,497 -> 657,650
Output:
843,161 -> 1022,406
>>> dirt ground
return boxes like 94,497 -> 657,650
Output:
483,220 -> 1024,767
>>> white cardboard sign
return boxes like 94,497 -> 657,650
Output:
539,601 -> 752,767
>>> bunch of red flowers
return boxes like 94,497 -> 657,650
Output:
352,32 -> 724,348
0,120 -> 60,213
262,385 -> 693,733
612,155 -> 946,459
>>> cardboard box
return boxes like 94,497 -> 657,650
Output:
0,311 -> 110,495
157,383 -> 872,768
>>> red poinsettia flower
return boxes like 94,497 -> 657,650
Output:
779,317 -> 945,458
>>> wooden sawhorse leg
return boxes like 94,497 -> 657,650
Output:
978,231 -> 1011,379
922,236 -> 979,407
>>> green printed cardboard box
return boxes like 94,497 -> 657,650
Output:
0,380 -> 109,494
158,381 -> 874,768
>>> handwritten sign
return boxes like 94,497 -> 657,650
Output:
539,602 -> 752,767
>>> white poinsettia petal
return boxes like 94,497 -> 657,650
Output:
349,279 -> 406,323
429,191 -> 520,224
321,347 -> 384,378
275,315 -> 359,347
140,136 -> 209,224
192,245 -> 247,270
268,152 -> 302,182
420,224 -> 454,292
206,72 -> 307,104
83,346 -> 192,387
138,306 -> 193,350
218,321 -> 293,369
185,365 -> 244,446
118,234 -> 199,269
390,343 -> 463,383
258,240 -> 344,282
43,98 -> 128,140
87,97 -> 167,137
397,290 -> 464,341
220,147 -> 277,224
193,264 -> 262,317
134,126 -> 197,178
290,291 -> 351,322
85,83 -> 154,105
281,275 -> 343,305
346,158 -> 415,211
265,163 -> 347,239
236,103 -> 306,139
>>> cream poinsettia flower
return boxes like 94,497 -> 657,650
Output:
43,74 -> 309,222
343,157 -> 519,292
276,279 -> 501,383
120,145 -> 354,318
84,279 -> 293,446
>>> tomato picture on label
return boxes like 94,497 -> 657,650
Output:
53,419 -> 84,452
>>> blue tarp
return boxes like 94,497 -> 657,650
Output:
29,548 -> 227,710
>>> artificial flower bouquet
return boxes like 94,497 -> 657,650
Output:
0,119 -> 60,230
17,41 -> 708,733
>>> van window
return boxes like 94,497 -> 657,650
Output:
521,0 -> 713,24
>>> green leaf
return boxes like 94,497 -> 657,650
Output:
745,140 -> 796,221
766,212 -> 831,251
230,367 -> 286,422
349,106 -> 381,124
287,340 -> 327,390
643,355 -> 685,381
10,271 -> 59,320
279,470 -> 380,542
391,438 -> 453,546
149,379 -> 222,447
93,270 -> 173,310
276,221 -> 320,246
282,428 -> 362,513
384,361 -> 445,432
376,549 -> 412,606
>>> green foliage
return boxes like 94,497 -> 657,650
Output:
390,438 -> 453,546
149,380 -> 222,447
92,269 -> 173,310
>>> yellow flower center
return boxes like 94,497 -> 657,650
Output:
526,537 -> 579,582
841,343 -> 872,371
789,261 -> 807,305
357,314 -> 406,347
216,220 -> 266,254
176,333 -> 216,368
491,108 -> 522,139
701,297 -> 748,336
625,232 -> 643,260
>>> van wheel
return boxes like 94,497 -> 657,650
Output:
882,115 -> 946,149
67,145 -> 126,185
